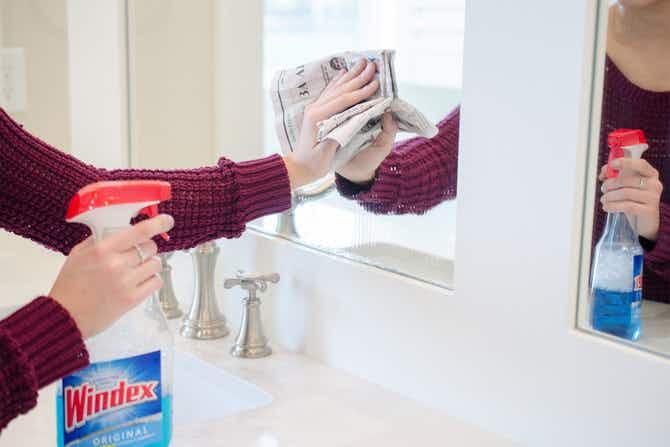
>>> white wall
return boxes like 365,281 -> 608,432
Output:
67,0 -> 128,169
0,0 -> 71,151
128,0 -> 214,169
212,0 -> 263,162
126,0 -> 263,169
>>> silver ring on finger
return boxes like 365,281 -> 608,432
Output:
638,176 -> 646,189
133,244 -> 147,264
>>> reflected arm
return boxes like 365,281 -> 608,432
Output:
336,106 -> 460,215
641,203 -> 670,276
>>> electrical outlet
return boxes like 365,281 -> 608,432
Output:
0,48 -> 27,112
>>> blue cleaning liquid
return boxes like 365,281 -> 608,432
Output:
591,288 -> 641,341
57,395 -> 172,447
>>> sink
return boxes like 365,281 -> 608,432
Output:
173,350 -> 272,424
0,306 -> 272,424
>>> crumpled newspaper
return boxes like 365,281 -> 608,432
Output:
270,50 -> 438,170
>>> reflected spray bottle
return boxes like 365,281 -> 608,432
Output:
589,129 -> 648,341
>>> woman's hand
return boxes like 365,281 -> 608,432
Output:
49,214 -> 174,339
336,111 -> 398,184
283,58 -> 380,189
599,158 -> 663,241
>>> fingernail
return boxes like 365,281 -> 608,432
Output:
611,160 -> 621,168
163,214 -> 175,229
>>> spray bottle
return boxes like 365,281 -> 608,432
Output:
56,180 -> 174,447
590,129 -> 648,341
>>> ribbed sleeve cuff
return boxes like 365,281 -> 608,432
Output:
643,202 -> 670,265
335,154 -> 402,206
2,297 -> 89,388
335,174 -> 375,199
227,154 -> 292,223
0,328 -> 37,428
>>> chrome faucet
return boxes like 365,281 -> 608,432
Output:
180,241 -> 230,340
157,252 -> 183,319
276,174 -> 336,238
225,272 -> 279,358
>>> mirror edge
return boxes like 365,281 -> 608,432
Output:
571,0 -> 609,332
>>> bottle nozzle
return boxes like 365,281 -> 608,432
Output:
606,129 -> 648,179
139,204 -> 170,241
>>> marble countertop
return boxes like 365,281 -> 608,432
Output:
168,324 -> 518,446
0,316 -> 518,446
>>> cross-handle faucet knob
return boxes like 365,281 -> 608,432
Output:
225,271 -> 279,358
224,272 -> 280,296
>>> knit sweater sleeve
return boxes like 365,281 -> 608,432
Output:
640,202 -> 670,276
0,297 -> 89,431
336,106 -> 460,215
0,108 -> 291,254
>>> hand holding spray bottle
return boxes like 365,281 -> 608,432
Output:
590,129 -> 648,341
57,181 -> 174,447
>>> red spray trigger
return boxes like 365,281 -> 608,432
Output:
139,204 -> 170,241
606,129 -> 648,179
66,180 -> 172,241
607,145 -> 625,179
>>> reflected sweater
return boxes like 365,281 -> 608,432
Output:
337,57 -> 670,304
0,108 -> 291,430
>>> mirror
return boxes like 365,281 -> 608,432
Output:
253,0 -> 464,288
127,0 -> 464,289
577,0 -> 670,357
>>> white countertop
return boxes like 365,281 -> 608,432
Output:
0,319 -> 518,446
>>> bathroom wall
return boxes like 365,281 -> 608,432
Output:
0,0 -> 71,151
127,0 -> 263,169
127,0 -> 214,169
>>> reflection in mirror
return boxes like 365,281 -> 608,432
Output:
578,0 -> 670,357
254,0 -> 464,288
123,0 -> 463,289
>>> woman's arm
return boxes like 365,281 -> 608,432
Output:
599,157 -> 670,280
0,108 -> 290,255
0,60 -> 381,254
0,297 -> 88,431
336,106 -> 460,215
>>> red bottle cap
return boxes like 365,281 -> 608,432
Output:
606,129 -> 647,179
66,181 -> 172,240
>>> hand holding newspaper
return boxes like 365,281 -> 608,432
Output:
270,50 -> 438,170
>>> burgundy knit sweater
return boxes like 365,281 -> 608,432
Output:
338,57 -> 670,304
0,108 -> 291,430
